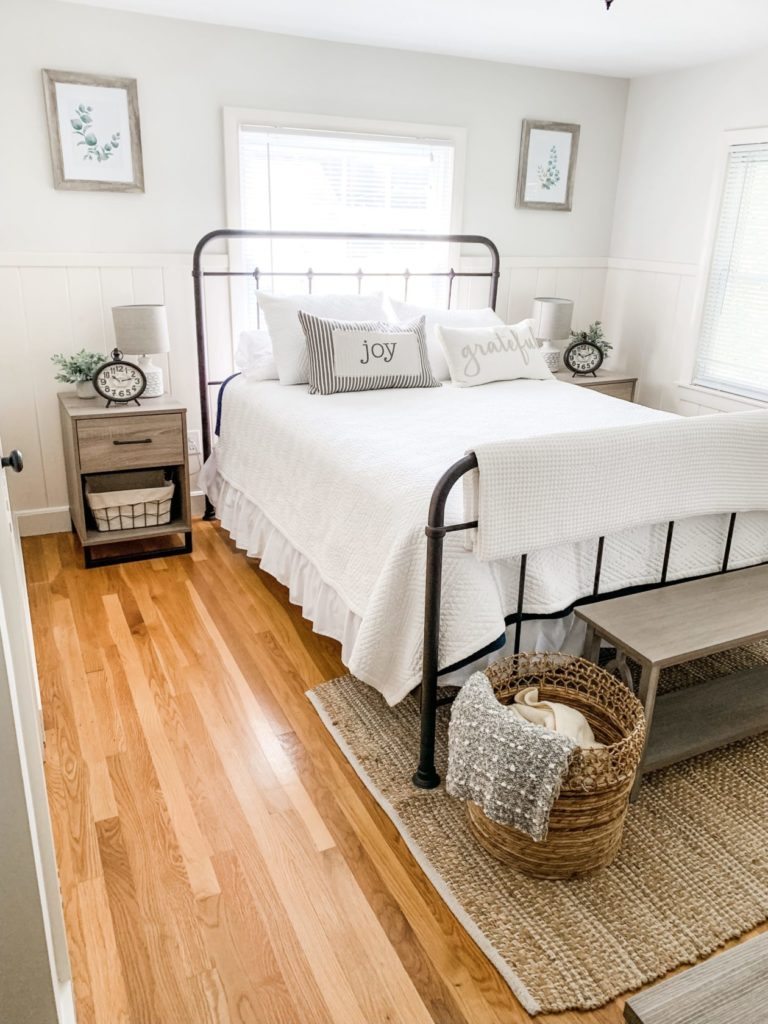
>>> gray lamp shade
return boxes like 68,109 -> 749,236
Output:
531,297 -> 574,342
112,304 -> 170,355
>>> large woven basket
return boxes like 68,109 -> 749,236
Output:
466,653 -> 645,880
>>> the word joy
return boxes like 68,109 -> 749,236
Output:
360,339 -> 398,365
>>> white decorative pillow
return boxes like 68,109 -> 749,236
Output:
258,291 -> 389,385
235,329 -> 278,380
389,299 -> 503,381
436,319 -> 554,387
298,313 -> 439,396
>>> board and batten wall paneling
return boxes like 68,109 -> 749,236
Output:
0,253 -> 228,534
0,253 -> 608,533
597,259 -> 751,415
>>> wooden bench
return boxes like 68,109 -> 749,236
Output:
576,565 -> 768,799
624,933 -> 768,1023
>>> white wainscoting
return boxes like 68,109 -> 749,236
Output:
0,251 -> 609,534
601,258 -> 700,412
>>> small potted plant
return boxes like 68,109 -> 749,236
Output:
51,350 -> 105,399
568,321 -> 613,360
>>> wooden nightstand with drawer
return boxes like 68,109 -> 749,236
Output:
554,368 -> 638,402
58,392 -> 192,568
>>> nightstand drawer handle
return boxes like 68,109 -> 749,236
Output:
113,438 -> 153,446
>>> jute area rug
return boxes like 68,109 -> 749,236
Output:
307,644 -> 768,1015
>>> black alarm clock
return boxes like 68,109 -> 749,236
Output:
93,349 -> 147,406
563,340 -> 604,377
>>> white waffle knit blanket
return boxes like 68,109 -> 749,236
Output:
464,410 -> 768,562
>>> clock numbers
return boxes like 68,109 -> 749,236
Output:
93,356 -> 147,404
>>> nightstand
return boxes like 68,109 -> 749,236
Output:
554,368 -> 637,403
58,393 -> 192,568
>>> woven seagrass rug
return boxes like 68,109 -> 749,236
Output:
307,644 -> 768,1015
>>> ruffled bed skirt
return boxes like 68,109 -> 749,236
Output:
202,454 -> 589,698
205,465 -> 362,665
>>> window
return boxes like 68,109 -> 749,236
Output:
226,112 -> 460,327
695,139 -> 768,400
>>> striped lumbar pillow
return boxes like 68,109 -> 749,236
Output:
298,312 -> 439,395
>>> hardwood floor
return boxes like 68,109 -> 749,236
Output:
20,522 -> 752,1024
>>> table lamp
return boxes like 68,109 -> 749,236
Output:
112,304 -> 170,398
531,297 -> 574,372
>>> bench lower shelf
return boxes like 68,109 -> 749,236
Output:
641,665 -> 768,776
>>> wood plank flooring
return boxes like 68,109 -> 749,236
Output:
22,522 -> 763,1024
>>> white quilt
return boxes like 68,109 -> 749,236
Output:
466,410 -> 768,561
206,377 -> 768,704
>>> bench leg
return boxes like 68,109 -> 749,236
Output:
610,649 -> 634,692
631,663 -> 661,802
583,624 -> 602,664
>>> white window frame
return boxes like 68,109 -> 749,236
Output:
223,106 -> 466,237
221,107 -> 466,365
689,125 -> 768,404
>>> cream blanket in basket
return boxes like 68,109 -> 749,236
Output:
464,410 -> 768,561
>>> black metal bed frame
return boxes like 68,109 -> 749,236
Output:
192,228 -> 752,794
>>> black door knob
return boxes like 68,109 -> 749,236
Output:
1,450 -> 23,473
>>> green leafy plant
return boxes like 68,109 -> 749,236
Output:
70,103 -> 121,163
51,350 -> 104,383
569,320 -> 612,357
537,145 -> 561,191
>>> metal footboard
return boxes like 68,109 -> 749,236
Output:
412,470 -> 752,789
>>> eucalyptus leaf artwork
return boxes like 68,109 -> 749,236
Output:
538,146 -> 561,191
70,102 -> 121,163
516,120 -> 580,211
43,70 -> 144,191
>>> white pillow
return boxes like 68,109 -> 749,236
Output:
258,291 -> 389,385
436,319 -> 554,387
389,299 -> 503,381
235,329 -> 278,380
298,313 -> 438,395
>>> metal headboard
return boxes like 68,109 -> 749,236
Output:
192,228 -> 501,477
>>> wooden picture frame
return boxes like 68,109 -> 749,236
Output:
42,69 -> 144,192
515,119 -> 580,212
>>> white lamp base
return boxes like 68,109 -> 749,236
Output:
137,355 -> 164,398
539,339 -> 561,373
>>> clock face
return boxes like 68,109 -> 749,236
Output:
564,341 -> 604,375
94,359 -> 147,402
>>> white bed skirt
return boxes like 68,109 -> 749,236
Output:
204,461 -> 588,691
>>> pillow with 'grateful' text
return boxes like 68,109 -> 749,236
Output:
436,318 -> 554,387
297,312 -> 439,395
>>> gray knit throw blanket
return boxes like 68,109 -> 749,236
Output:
446,672 -> 577,842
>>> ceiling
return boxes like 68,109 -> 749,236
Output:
60,0 -> 768,77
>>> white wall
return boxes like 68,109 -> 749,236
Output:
605,47 -> 768,413
0,0 -> 630,529
1,0 -> 628,258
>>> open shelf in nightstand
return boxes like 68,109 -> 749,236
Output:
58,392 -> 193,568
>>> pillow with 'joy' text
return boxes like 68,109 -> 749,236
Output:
297,312 -> 439,395
436,318 -> 554,387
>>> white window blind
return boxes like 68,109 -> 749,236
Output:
694,140 -> 768,400
236,125 -> 455,312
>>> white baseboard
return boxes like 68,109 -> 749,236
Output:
15,491 -> 207,537
15,507 -> 72,537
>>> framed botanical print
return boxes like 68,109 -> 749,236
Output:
42,69 -> 144,192
516,120 -> 580,211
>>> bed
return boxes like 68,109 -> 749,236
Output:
193,229 -> 768,788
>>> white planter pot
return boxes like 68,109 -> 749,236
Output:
76,380 -> 97,400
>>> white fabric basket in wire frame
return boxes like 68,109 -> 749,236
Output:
85,474 -> 175,532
